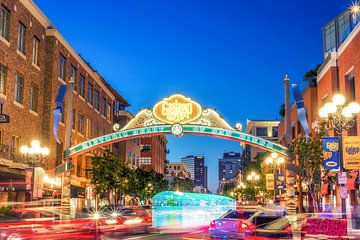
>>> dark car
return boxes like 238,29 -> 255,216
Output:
244,214 -> 304,239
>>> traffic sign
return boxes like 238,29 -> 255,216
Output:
340,186 -> 348,199
338,172 -> 347,184
0,114 -> 10,123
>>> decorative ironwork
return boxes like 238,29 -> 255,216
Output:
323,107 -> 356,134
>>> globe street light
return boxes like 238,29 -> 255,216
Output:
265,153 -> 285,202
318,93 -> 360,219
247,172 -> 260,182
20,140 -> 50,167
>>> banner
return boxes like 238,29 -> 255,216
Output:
343,136 -> 360,170
322,137 -> 340,171
291,83 -> 309,138
266,173 -> 274,191
53,85 -> 67,143
276,173 -> 285,190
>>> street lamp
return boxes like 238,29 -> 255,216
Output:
247,172 -> 260,182
20,140 -> 50,167
318,93 -> 360,219
265,153 -> 285,202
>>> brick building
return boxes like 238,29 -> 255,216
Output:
139,136 -> 167,174
278,9 -> 360,210
0,0 -> 129,206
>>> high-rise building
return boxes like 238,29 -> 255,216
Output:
218,152 -> 241,182
181,155 -> 207,188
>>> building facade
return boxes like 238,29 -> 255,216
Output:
218,152 -> 241,183
278,9 -> 360,210
243,120 -> 280,164
165,162 -> 191,179
113,110 -> 140,168
0,0 -> 129,206
181,155 -> 207,188
139,136 -> 167,174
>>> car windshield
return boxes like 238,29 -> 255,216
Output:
263,217 -> 290,230
222,210 -> 254,219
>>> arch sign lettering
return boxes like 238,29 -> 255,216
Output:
64,94 -> 288,158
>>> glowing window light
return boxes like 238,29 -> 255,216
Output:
152,191 -> 236,227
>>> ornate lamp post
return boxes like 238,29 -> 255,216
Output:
20,140 -> 50,167
247,171 -> 260,182
265,153 -> 285,202
318,93 -> 360,219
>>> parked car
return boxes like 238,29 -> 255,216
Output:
244,214 -> 304,239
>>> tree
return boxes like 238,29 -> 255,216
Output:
170,177 -> 194,192
91,150 -> 132,204
288,134 -> 324,212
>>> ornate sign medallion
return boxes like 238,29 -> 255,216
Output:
153,94 -> 202,124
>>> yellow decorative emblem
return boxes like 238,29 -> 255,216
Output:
153,94 -> 202,124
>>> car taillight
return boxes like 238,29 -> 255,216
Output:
238,221 -> 255,232
210,220 -> 216,228
284,225 -> 292,233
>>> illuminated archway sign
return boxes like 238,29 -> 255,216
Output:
64,94 -> 287,158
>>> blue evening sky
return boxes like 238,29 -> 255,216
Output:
36,0 -> 348,193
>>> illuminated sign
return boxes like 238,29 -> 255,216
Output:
64,124 -> 288,158
153,94 -> 202,124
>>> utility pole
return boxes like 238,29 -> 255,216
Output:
60,76 -> 75,220
284,74 -> 292,144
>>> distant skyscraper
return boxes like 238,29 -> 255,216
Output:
218,152 -> 241,182
181,155 -> 207,188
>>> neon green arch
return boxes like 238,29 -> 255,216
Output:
64,125 -> 287,159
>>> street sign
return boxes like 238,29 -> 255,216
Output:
0,114 -> 10,123
340,186 -> 348,199
338,172 -> 347,184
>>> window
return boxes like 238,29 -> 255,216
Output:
140,144 -> 151,152
70,65 -> 76,89
78,113 -> 84,134
58,54 -> 66,80
87,83 -> 93,105
324,21 -> 336,53
15,75 -> 24,104
272,127 -> 278,138
93,123 -> 98,138
256,127 -> 267,136
86,118 -> 92,138
79,74 -> 85,97
32,36 -> 40,66
106,102 -> 111,120
17,23 -> 26,53
140,157 -> 152,165
30,84 -> 38,112
114,101 -> 120,117
56,142 -> 63,166
76,155 -> 82,177
0,64 -> 6,94
346,72 -> 356,101
99,129 -> 104,136
94,90 -> 99,110
0,5 -> 10,40
10,135 -> 19,160
101,97 -> 106,116
338,12 -> 351,43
